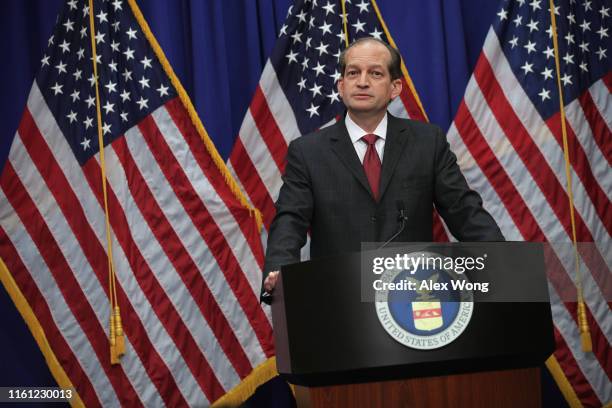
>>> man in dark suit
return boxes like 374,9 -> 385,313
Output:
262,37 -> 503,296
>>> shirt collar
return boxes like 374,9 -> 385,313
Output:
345,112 -> 388,145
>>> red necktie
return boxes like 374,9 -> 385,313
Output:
361,134 -> 381,200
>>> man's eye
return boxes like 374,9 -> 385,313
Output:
371,71 -> 382,78
347,71 -> 358,76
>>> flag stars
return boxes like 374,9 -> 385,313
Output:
102,122 -> 112,135
520,61 -> 534,75
322,1 -> 335,15
312,62 -> 326,76
297,77 -> 307,91
73,69 -> 82,81
122,68 -> 133,81
524,40 -> 537,54
305,37 -> 312,50
527,19 -> 539,32
541,67 -> 553,80
291,31 -> 303,44
352,19 -> 366,33
319,21 -> 332,36
543,46 -> 555,59
141,56 -> 153,70
529,0 -> 541,11
112,0 -> 123,11
41,55 -> 50,66
51,82 -> 63,95
286,49 -> 298,64
309,16 -> 315,29
59,39 -> 70,53
578,41 -> 589,52
90,54 -> 102,65
97,10 -> 108,24
567,13 -> 576,24
301,56 -> 310,71
579,61 -> 588,72
67,0 -> 77,10
105,81 -> 117,94
564,32 -> 575,45
83,116 -> 93,129
102,101 -> 115,114
120,111 -> 128,122
508,36 -> 519,48
80,26 -> 88,38
552,5 -> 560,15
66,111 -> 78,123
110,40 -> 120,52
309,82 -> 323,97
579,20 -> 591,32
538,88 -> 551,101
95,31 -> 105,44
597,26 -> 609,39
120,90 -> 131,102
279,24 -> 288,36
48,35 -> 54,46
88,73 -> 98,87
595,47 -> 607,60
583,0 -> 592,11
55,61 -> 67,75
327,89 -> 340,103
82,4 -> 89,16
85,95 -> 95,108
370,28 -> 383,40
112,21 -> 120,32
63,19 -> 74,32
295,10 -> 307,23
315,42 -> 329,56
80,138 -> 91,150
600,6 -> 610,18
562,52 -> 574,65
560,73 -> 572,86
136,96 -> 149,110
123,47 -> 135,60
306,102 -> 320,117
157,84 -> 170,97
330,69 -> 341,82
546,25 -> 554,38
77,48 -> 85,60
70,89 -> 80,102
356,1 -> 370,13
513,15 -> 523,26
497,8 -> 508,21
138,76 -> 150,89
126,27 -> 138,40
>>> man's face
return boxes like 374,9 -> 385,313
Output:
337,41 -> 402,116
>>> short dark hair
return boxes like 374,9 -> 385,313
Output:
338,37 -> 402,80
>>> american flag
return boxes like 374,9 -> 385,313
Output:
227,0 -> 435,237
446,0 -> 611,405
0,0 -> 273,405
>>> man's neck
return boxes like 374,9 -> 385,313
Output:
346,110 -> 386,133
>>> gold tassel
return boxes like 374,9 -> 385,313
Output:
114,306 -> 125,356
578,300 -> 592,352
109,313 -> 119,365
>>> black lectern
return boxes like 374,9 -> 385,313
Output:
271,243 -> 554,407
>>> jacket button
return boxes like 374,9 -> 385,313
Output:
371,216 -> 377,222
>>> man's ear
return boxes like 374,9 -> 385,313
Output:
337,77 -> 345,99
390,78 -> 402,99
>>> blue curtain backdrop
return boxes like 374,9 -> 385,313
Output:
0,1 -> 565,406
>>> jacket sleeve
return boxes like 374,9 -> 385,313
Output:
432,127 -> 505,241
261,139 -> 313,294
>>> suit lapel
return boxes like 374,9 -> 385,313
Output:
329,119 -> 373,198
379,114 -> 410,200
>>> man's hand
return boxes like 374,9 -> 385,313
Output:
263,271 -> 280,293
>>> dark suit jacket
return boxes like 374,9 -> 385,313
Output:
263,113 -> 504,278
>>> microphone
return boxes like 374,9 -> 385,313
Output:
379,200 -> 409,249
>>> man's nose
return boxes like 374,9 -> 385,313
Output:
356,72 -> 369,87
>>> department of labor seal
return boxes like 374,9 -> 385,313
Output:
374,251 -> 474,350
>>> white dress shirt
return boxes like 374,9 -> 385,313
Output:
345,112 -> 387,164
